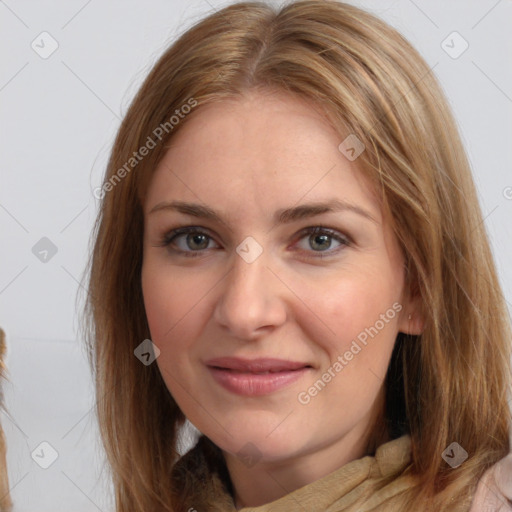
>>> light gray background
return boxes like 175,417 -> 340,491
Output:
1,0 -> 511,510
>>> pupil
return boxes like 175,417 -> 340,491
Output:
311,234 -> 331,250
188,233 -> 208,250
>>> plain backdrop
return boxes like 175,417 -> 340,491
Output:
1,0 -> 511,510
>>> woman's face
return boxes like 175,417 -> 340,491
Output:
141,91 -> 421,467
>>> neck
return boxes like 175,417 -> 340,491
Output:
224,397 -> 389,509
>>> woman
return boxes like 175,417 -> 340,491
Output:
84,1 -> 512,510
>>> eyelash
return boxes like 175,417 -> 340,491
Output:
156,226 -> 351,259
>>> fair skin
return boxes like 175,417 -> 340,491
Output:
141,90 -> 424,508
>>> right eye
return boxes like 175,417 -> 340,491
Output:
158,226 -> 220,257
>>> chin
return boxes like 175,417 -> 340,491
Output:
202,413 -> 307,462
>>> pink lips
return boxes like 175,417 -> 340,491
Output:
205,357 -> 311,396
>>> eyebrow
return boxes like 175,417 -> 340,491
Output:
149,199 -> 378,226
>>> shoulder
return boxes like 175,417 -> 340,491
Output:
469,452 -> 512,511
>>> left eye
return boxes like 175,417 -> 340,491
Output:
294,227 -> 349,255
158,226 -> 350,257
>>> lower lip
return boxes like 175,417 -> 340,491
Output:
208,367 -> 310,396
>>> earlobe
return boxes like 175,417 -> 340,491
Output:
398,294 -> 425,335
401,312 -> 425,335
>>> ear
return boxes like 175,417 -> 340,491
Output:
397,291 -> 425,335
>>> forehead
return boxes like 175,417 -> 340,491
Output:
164,91 -> 339,162
144,91 -> 381,223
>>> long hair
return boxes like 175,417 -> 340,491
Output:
83,1 -> 512,510
0,330 -> 11,512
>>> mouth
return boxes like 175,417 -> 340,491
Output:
205,357 -> 313,396
205,356 -> 312,372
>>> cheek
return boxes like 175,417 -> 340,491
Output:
298,271 -> 401,363
295,276 -> 401,423
141,262 -> 206,353
142,264 -> 210,409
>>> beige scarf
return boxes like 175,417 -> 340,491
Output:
173,433 -> 478,512
237,435 -> 418,512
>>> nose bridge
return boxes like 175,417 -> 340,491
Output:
228,253 -> 262,297
213,243 -> 286,338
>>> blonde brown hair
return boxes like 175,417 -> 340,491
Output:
0,330 -> 11,512
83,1 -> 512,510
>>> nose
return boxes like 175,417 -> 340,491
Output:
213,248 -> 287,340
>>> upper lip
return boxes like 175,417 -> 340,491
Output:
205,357 -> 311,372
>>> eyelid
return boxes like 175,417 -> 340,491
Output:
158,226 -> 221,254
293,226 -> 352,246
289,227 -> 351,258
